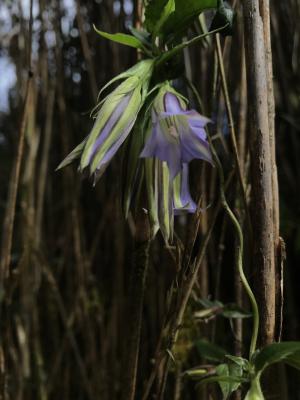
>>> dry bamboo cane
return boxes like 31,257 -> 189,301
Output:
243,0 -> 276,346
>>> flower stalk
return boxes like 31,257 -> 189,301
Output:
208,134 -> 259,358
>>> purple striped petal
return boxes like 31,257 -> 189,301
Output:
93,119 -> 136,181
140,121 -> 182,179
89,94 -> 131,162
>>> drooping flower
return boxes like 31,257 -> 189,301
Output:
140,83 -> 213,179
57,59 -> 154,181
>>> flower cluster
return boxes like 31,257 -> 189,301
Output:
58,64 -> 213,242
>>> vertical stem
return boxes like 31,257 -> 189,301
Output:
243,0 -> 276,346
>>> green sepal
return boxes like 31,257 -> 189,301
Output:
145,158 -> 159,238
183,367 -> 209,379
96,59 -> 154,102
56,139 -> 86,170
122,118 -> 150,218
157,160 -> 173,243
173,172 -> 183,209
80,89 -> 129,170
88,86 -> 142,174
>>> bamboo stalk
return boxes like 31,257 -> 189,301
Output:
243,0 -> 276,346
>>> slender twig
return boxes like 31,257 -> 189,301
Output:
215,33 -> 253,243
155,24 -> 229,69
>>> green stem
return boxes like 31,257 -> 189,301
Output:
155,24 -> 229,69
211,140 -> 259,359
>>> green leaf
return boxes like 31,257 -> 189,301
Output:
285,351 -> 300,370
146,0 -> 218,38
197,374 -> 246,386
216,364 -> 231,399
254,342 -> 300,373
128,27 -> 151,47
198,298 -> 223,308
93,25 -> 144,49
225,355 -> 250,371
145,0 -> 169,33
196,339 -> 227,362
228,363 -> 243,393
152,0 -> 175,39
222,304 -> 252,319
216,363 -> 243,399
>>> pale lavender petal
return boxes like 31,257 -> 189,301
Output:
174,164 -> 197,215
179,127 -> 213,165
189,125 -> 207,141
140,122 -> 182,179
186,110 -> 211,126
164,92 -> 183,113
93,119 -> 136,180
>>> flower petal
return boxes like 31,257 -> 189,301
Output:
88,93 -> 131,162
179,124 -> 213,165
164,92 -> 183,113
140,119 -> 182,179
92,119 -> 136,182
173,164 -> 197,215
89,86 -> 142,174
